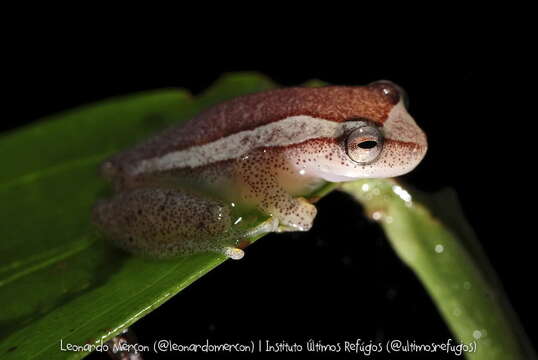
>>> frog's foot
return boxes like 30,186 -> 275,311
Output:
219,217 -> 278,260
273,197 -> 317,232
222,246 -> 245,260
243,217 -> 279,236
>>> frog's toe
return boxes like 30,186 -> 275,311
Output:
222,246 -> 245,260
242,217 -> 279,237
276,197 -> 317,232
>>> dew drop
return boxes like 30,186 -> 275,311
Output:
392,185 -> 413,203
372,211 -> 383,221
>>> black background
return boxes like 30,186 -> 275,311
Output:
3,40 -> 535,359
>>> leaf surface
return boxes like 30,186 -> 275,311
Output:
0,73 -> 277,359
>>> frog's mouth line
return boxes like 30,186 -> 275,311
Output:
116,136 -> 426,190
281,136 -> 426,182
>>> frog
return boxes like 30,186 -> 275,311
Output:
92,81 -> 427,260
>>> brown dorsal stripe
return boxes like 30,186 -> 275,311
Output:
109,85 -> 396,171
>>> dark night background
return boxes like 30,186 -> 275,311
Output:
3,41 -> 535,359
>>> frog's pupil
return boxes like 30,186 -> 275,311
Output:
358,140 -> 377,149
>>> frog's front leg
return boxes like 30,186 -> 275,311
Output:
234,150 -> 318,232
92,187 -> 248,260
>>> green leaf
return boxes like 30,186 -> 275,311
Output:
0,72 -> 278,359
4,72 -> 534,360
341,180 -> 537,360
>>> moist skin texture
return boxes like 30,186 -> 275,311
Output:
93,82 -> 427,260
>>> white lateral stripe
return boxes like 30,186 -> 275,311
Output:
132,116 -> 361,174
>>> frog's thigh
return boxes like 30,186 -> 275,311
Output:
92,188 -> 244,259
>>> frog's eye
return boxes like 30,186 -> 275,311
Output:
369,80 -> 405,106
345,125 -> 384,164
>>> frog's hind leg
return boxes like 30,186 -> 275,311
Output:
92,188 -> 245,259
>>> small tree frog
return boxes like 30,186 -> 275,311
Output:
93,81 -> 427,260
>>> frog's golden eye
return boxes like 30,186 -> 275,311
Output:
345,125 -> 384,164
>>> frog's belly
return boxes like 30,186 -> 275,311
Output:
278,171 -> 327,197
115,159 -> 234,196
119,152 -> 325,213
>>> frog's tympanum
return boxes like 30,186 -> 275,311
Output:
93,81 -> 427,260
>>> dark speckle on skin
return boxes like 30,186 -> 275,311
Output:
106,85 -> 397,173
93,82 -> 425,259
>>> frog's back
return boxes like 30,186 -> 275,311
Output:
102,85 -> 397,181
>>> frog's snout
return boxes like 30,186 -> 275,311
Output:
415,128 -> 428,160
